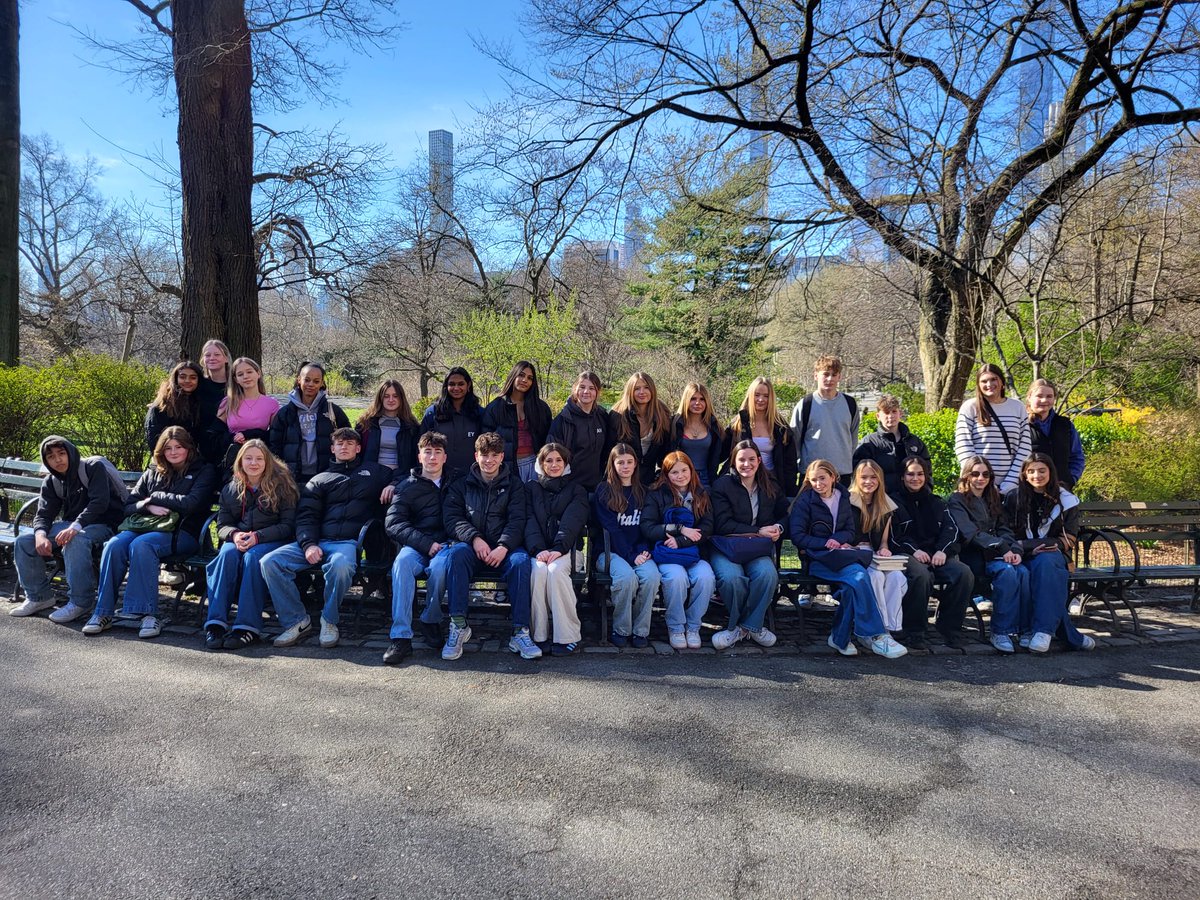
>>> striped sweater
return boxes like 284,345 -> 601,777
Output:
954,397 -> 1031,494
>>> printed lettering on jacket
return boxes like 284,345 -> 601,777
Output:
617,509 -> 641,527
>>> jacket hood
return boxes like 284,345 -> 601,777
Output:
469,461 -> 512,486
875,421 -> 912,439
564,398 -> 604,420
288,388 -> 328,412
39,435 -> 81,478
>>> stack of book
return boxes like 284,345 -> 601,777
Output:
871,554 -> 908,572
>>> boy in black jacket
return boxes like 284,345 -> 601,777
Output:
260,428 -> 393,650
434,432 -> 538,660
383,431 -> 455,665
10,436 -> 126,622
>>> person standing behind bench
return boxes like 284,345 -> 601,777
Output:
790,355 -> 861,489
269,361 -> 351,482
260,428 -> 393,650
435,432 -> 539,661
852,394 -> 930,495
383,431 -> 455,666
9,436 -> 126,622
954,363 -> 1031,495
1026,378 -> 1085,491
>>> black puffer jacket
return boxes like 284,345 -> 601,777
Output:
548,400 -> 613,491
385,467 -> 453,556
481,395 -> 552,468
853,423 -> 930,495
723,410 -> 799,496
294,456 -> 392,549
144,404 -> 224,465
640,485 -> 714,548
889,486 -> 959,556
611,408 -> 671,486
524,474 -> 589,555
421,403 -> 484,478
215,482 -> 297,545
444,463 -> 526,550
709,472 -> 789,536
127,458 -> 219,540
268,392 -> 351,480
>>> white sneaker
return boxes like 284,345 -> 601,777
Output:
747,626 -> 777,648
138,616 -> 163,639
685,630 -> 702,649
828,635 -> 858,656
712,626 -> 745,650
1068,597 -> 1085,616
273,617 -> 313,647
1078,634 -> 1097,651
869,634 -> 907,659
9,597 -> 56,617
1028,632 -> 1052,653
160,571 -> 186,586
668,631 -> 687,650
49,602 -> 91,624
319,616 -> 339,648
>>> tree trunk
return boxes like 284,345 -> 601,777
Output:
916,273 -> 979,411
0,0 -> 19,365
172,0 -> 259,362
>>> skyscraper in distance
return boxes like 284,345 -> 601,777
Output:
429,129 -> 454,237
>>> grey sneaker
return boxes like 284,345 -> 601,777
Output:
668,631 -> 687,650
49,602 -> 91,624
828,635 -> 858,656
273,617 -> 313,648
747,626 -> 777,648
508,627 -> 543,660
1078,634 -> 1097,651
442,622 -> 471,660
1028,632 -> 1052,653
138,616 -> 163,639
712,626 -> 746,650
685,629 -> 702,649
319,616 -> 339,648
82,615 -> 112,635
9,597 -> 56,617
991,633 -> 1015,654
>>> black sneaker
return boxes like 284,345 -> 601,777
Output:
383,638 -> 413,666
905,631 -> 928,650
630,634 -> 650,649
224,629 -> 262,651
551,641 -> 580,656
939,628 -> 968,649
609,630 -> 629,648
204,625 -> 226,651
419,621 -> 442,649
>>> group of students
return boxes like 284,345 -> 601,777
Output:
7,347 -> 1096,663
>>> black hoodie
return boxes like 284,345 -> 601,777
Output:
31,436 -> 126,535
548,399 -> 612,491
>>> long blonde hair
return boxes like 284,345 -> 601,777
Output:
850,460 -> 895,537
735,376 -> 788,432
225,357 -> 267,419
201,338 -> 232,383
232,439 -> 299,513
677,382 -> 718,433
612,372 -> 671,442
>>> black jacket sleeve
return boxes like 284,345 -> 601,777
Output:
497,479 -> 527,551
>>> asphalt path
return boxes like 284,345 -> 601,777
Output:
2,614 -> 1198,899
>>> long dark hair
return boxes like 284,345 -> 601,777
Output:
432,367 -> 481,421
729,439 -> 778,500
1014,453 -> 1062,537
151,361 -> 203,423
500,360 -> 541,400
603,443 -> 645,514
973,362 -> 1007,426
956,455 -> 1002,518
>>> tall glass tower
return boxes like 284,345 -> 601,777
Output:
429,129 -> 454,237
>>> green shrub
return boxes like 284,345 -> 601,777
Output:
51,354 -> 163,470
412,395 -> 434,420
905,408 -> 960,494
0,364 -> 66,459
1075,410 -> 1200,501
1074,414 -> 1138,458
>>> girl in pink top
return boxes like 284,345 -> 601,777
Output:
220,357 -> 280,445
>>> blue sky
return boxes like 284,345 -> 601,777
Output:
19,0 -> 527,205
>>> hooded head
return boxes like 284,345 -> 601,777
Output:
39,435 -> 81,480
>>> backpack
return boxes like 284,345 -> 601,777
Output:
52,456 -> 131,504
798,392 -> 858,444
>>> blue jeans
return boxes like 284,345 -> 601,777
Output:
517,456 -> 537,483
1021,551 -> 1087,647
390,545 -> 449,639
96,529 -> 199,617
205,540 -> 285,634
658,559 -> 715,633
439,542 -> 532,629
599,552 -> 659,638
15,522 -> 113,609
260,540 -> 358,628
984,559 -> 1027,637
710,549 -> 779,633
810,560 -> 886,649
